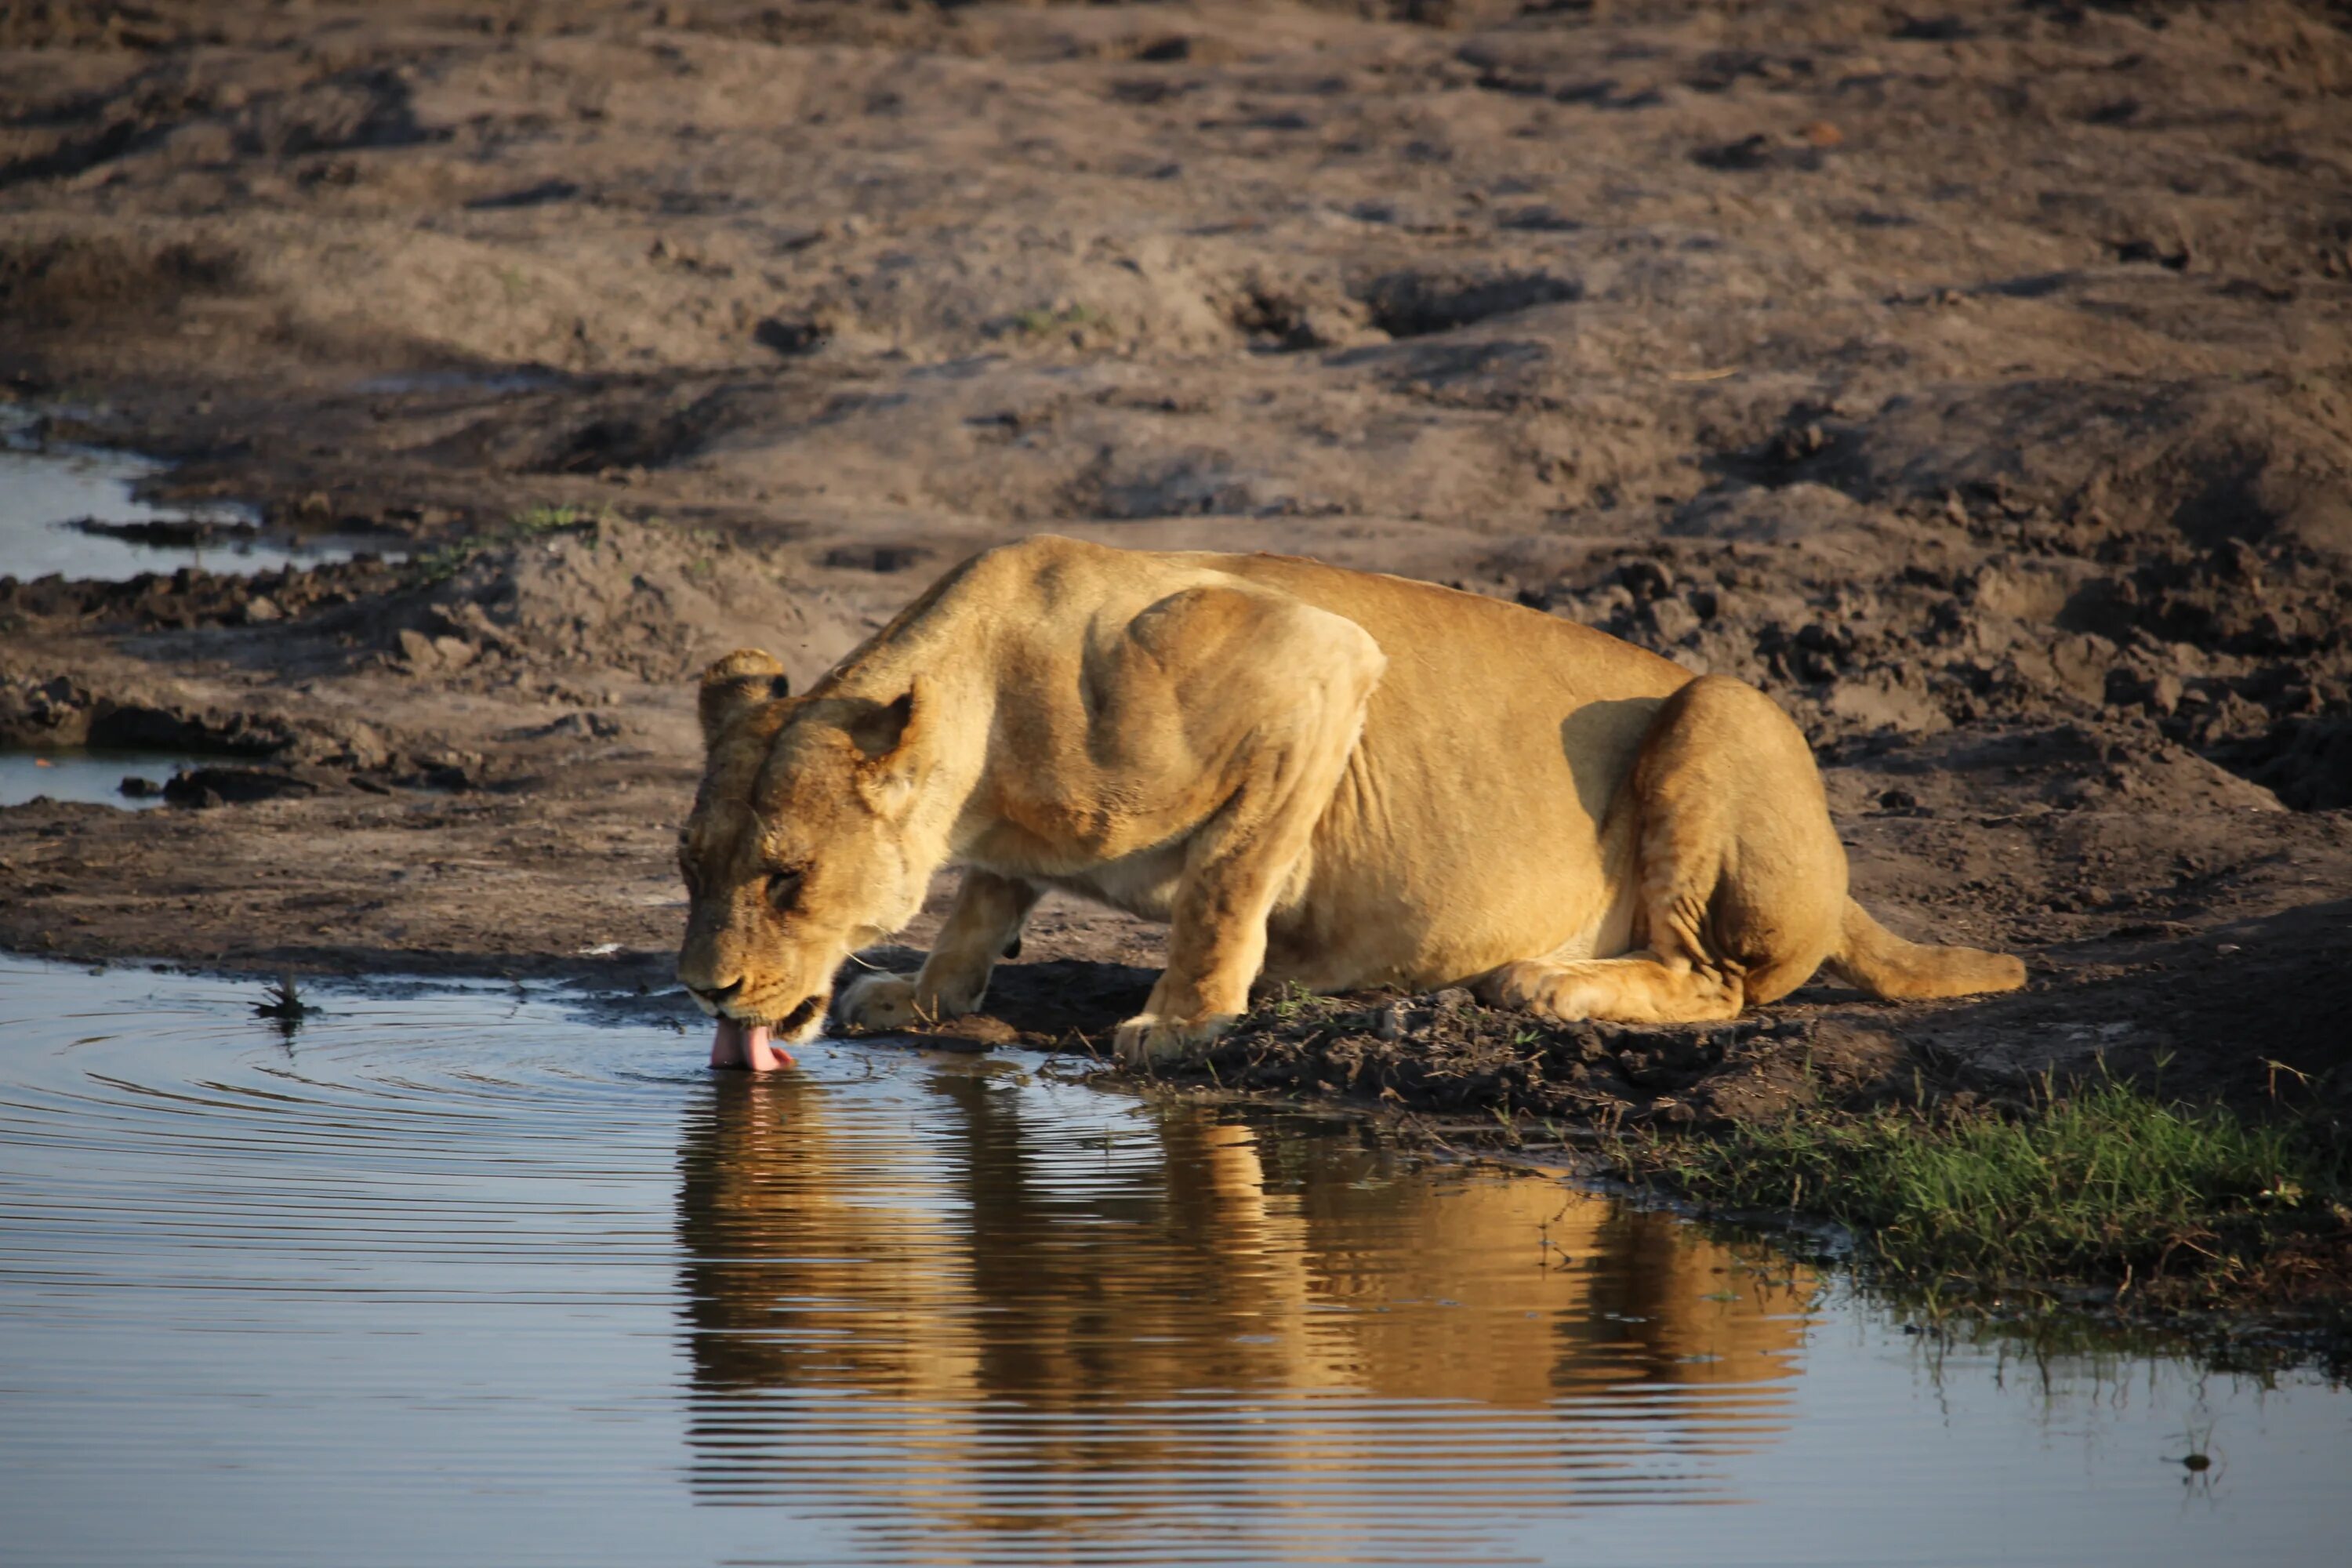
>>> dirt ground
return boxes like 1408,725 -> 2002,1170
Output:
2,0 -> 2349,1144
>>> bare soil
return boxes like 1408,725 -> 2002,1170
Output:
2,1 -> 2349,1169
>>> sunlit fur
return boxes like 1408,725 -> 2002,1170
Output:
676,655 -> 935,1046
677,537 -> 2025,1063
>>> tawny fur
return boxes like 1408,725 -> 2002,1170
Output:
676,536 -> 2027,1062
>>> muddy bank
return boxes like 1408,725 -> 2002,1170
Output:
2,0 -> 2349,1311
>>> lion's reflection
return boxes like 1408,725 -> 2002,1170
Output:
676,1059 -> 1810,1551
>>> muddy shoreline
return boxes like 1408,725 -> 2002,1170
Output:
4,0 -> 2350,1312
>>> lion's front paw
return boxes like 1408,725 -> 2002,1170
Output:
1111,1012 -> 1236,1068
837,973 -> 922,1032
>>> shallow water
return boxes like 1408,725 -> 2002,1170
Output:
0,960 -> 2343,1567
0,750 -> 216,809
0,416 -> 383,580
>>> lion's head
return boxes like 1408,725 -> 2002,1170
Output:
676,648 -> 936,1069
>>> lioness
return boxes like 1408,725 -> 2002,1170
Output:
679,535 -> 2024,1070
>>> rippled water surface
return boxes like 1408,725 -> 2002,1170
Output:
1,960 -> 2344,1567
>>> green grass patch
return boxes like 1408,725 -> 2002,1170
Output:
1622,1077 -> 2350,1305
406,503 -> 606,586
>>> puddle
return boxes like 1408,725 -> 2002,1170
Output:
0,749 -> 217,809
0,413 -> 389,581
0,958 -> 2343,1567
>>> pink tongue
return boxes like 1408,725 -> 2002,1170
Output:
710,1018 -> 794,1073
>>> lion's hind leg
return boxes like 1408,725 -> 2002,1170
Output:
1479,803 -> 1752,1026
1485,953 -> 1744,1025
1483,674 -> 1846,1028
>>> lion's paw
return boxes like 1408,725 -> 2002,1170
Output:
1483,961 -> 1602,1023
1112,1012 -> 1235,1068
837,973 -> 922,1032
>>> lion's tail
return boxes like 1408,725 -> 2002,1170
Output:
1828,898 -> 2027,1000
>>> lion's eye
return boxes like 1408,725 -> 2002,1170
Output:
767,869 -> 804,915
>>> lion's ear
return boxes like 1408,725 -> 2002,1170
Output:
852,675 -> 934,816
698,649 -> 789,744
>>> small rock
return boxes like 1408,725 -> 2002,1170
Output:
242,595 -> 282,625
1769,423 -> 1828,465
337,721 -> 390,770
1649,595 -> 1701,644
1616,560 -> 1672,602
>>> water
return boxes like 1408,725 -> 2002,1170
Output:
0,959 -> 2343,1567
0,414 -> 384,580
0,750 -> 216,809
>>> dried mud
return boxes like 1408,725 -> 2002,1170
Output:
1,2 -> 2347,1181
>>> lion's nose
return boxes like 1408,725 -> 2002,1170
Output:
688,977 -> 744,1007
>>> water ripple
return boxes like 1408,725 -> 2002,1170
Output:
0,960 -> 2343,1568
